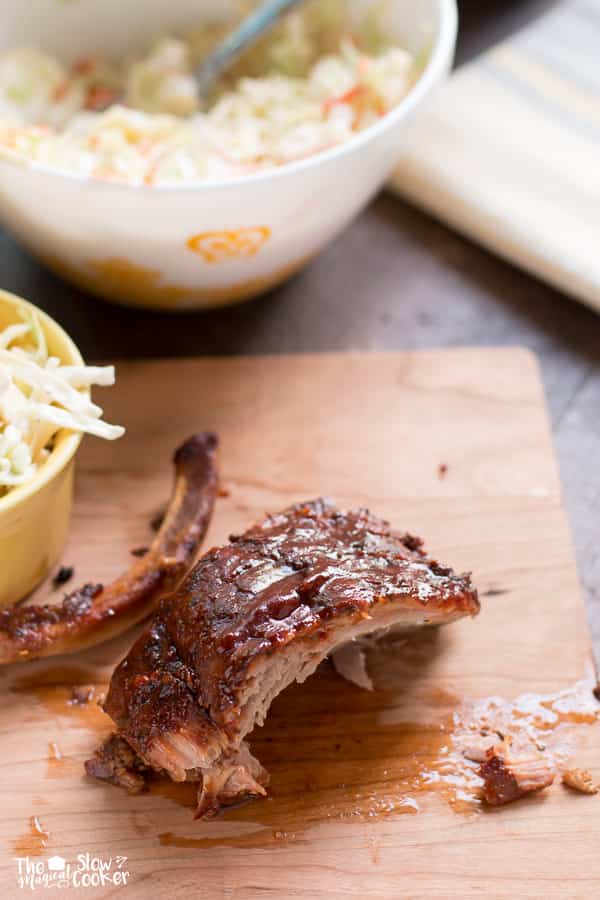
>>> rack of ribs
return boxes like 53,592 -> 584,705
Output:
87,498 -> 479,817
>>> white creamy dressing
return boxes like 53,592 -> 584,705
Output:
0,6 -> 416,185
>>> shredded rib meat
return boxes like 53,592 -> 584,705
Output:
87,498 -> 479,817
562,768 -> 599,795
479,739 -> 556,805
0,432 -> 218,665
85,733 -> 152,794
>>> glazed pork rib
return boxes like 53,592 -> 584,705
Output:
87,499 -> 479,817
0,432 -> 218,665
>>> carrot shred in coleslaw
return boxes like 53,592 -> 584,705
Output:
0,1 -> 420,185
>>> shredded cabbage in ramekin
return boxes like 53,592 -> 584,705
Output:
0,309 -> 124,497
0,2 -> 418,185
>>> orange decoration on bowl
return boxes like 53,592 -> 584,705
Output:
186,227 -> 271,263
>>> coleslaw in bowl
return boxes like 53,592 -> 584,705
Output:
0,0 -> 457,310
0,308 -> 122,497
0,290 -> 123,605
0,2 -> 419,185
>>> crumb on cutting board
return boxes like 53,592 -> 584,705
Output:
562,769 -> 599,795
52,566 -> 74,588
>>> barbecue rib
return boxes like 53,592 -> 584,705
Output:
87,499 -> 479,817
479,740 -> 556,805
0,432 -> 218,665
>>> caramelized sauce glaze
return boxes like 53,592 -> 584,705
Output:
7,636 -> 599,853
12,816 -> 49,856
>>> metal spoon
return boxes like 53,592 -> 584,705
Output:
193,0 -> 305,99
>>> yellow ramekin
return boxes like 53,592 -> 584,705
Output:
0,289 -> 85,607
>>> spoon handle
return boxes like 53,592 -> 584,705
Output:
194,0 -> 305,96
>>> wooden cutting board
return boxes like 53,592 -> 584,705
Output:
1,349 -> 598,899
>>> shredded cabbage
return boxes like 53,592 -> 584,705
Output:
0,310 -> 124,497
0,1 -> 418,184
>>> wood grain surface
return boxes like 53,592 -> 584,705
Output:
0,0 -> 597,659
1,350 -> 598,899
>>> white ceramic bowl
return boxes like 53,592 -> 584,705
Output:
0,0 -> 457,311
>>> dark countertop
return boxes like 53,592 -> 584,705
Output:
1,1 -> 598,648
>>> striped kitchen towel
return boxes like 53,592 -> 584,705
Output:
390,0 -> 600,313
